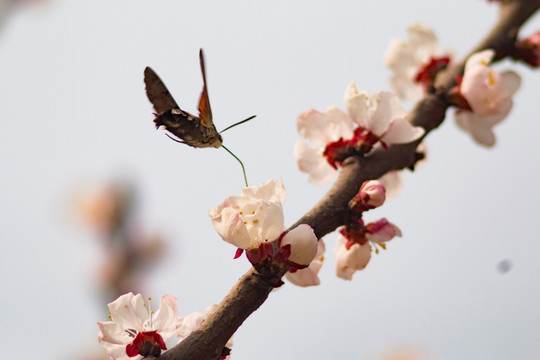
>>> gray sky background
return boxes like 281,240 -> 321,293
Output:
1,1 -> 539,359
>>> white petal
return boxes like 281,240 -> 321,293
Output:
245,201 -> 285,247
334,236 -> 371,280
177,311 -> 205,340
281,224 -> 318,265
241,178 -> 286,205
367,92 -> 408,136
108,292 -> 147,331
210,207 -> 252,249
297,109 -> 333,146
344,82 -> 369,127
152,294 -> 179,339
294,141 -> 337,184
500,70 -> 521,95
98,321 -> 132,345
378,171 -> 403,200
382,117 -> 424,144
389,74 -> 423,101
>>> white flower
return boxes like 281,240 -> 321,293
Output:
334,235 -> 371,280
334,219 -> 401,280
456,49 -> 521,146
285,239 -> 325,287
384,23 -> 442,100
344,82 -> 425,145
97,292 -> 178,360
177,304 -> 234,354
294,108 -> 355,184
209,178 -> 286,250
279,224 -> 318,266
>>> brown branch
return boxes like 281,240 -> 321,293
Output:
158,1 -> 540,359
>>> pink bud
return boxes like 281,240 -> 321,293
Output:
280,224 -> 318,266
359,180 -> 386,208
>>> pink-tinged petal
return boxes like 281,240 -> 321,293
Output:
210,208 -> 252,249
500,70 -> 521,95
241,178 -> 286,204
334,236 -> 371,280
378,171 -> 403,200
177,311 -> 205,340
359,180 -> 386,208
366,219 -> 402,244
108,293 -> 147,331
280,224 -> 318,265
367,91 -> 407,136
408,23 -> 439,56
455,110 -> 505,147
285,239 -> 325,286
296,109 -> 333,146
98,321 -> 133,345
382,117 -> 425,144
326,106 -> 355,138
294,141 -> 337,184
151,295 -> 178,339
389,74 -> 423,101
104,343 -> 133,360
245,201 -> 285,247
344,82 -> 369,127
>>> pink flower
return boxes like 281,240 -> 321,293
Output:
344,83 -> 425,147
97,293 -> 178,360
334,219 -> 401,280
285,239 -> 326,287
294,108 -> 355,184
384,23 -> 450,100
456,49 -> 521,146
209,179 -> 286,251
279,224 -> 318,266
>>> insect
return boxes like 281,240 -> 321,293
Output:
144,49 -> 255,185
144,49 -> 223,148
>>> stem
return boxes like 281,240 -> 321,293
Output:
222,145 -> 248,187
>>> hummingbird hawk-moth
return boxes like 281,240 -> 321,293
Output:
144,49 -> 223,148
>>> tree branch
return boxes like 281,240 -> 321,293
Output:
158,1 -> 539,359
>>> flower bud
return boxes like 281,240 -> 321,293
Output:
359,180 -> 386,208
280,224 -> 318,266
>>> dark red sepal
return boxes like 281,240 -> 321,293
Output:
125,330 -> 166,358
233,248 -> 244,259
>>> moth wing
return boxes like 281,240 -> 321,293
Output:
197,49 -> 214,128
144,67 -> 180,114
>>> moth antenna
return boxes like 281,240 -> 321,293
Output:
220,115 -> 256,134
222,145 -> 248,187
165,133 -> 185,144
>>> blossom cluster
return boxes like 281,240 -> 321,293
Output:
98,292 -> 232,360
295,83 -> 424,184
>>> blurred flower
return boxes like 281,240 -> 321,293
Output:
285,239 -> 325,287
515,31 -> 540,67
177,304 -> 233,360
294,108 -> 355,184
384,23 -> 451,100
97,293 -> 178,359
455,49 -> 521,146
209,178 -> 286,251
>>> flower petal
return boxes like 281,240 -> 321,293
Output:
108,292 -> 148,331
152,294 -> 178,339
296,109 -> 333,146
280,224 -> 318,265
210,207 -> 252,249
367,91 -> 408,136
344,82 -> 369,128
382,117 -> 424,144
294,141 -> 337,184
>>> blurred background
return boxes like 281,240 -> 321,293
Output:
1,1 -> 539,359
